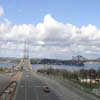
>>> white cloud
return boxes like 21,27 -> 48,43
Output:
0,14 -> 100,59
0,6 -> 4,16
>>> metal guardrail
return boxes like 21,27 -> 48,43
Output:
0,81 -> 17,100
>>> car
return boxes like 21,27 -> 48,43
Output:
43,86 -> 50,93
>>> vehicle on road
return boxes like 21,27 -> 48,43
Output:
43,86 -> 50,93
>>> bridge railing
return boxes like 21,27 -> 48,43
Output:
0,81 -> 17,100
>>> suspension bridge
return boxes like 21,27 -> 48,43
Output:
0,39 -> 100,100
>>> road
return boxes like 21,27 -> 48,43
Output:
15,70 -> 100,100
15,61 -> 100,100
35,73 -> 100,100
0,74 -> 10,90
15,69 -> 60,100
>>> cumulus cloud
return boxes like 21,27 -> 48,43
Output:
0,14 -> 100,59
0,6 -> 4,16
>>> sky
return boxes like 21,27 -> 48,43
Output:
0,0 -> 100,59
0,0 -> 100,26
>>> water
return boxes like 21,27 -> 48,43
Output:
0,62 -> 100,71
32,63 -> 100,71
32,64 -> 84,71
0,63 -> 16,68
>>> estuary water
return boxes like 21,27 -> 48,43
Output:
32,63 -> 100,71
0,63 -> 100,71
0,63 -> 16,68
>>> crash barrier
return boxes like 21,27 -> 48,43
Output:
0,81 -> 17,100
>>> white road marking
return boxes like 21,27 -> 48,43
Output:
25,80 -> 27,100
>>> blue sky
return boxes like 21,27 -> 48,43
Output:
0,0 -> 100,27
0,0 -> 100,59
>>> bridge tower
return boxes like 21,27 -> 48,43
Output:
22,40 -> 32,70
72,55 -> 86,66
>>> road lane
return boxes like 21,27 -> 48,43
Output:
15,70 -> 60,100
0,74 -> 10,90
34,73 -> 100,100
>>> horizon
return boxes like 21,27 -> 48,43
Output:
0,56 -> 99,61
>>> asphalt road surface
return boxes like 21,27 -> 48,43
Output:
34,73 -> 100,100
15,62 -> 100,100
0,74 -> 10,90
15,69 -> 60,100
